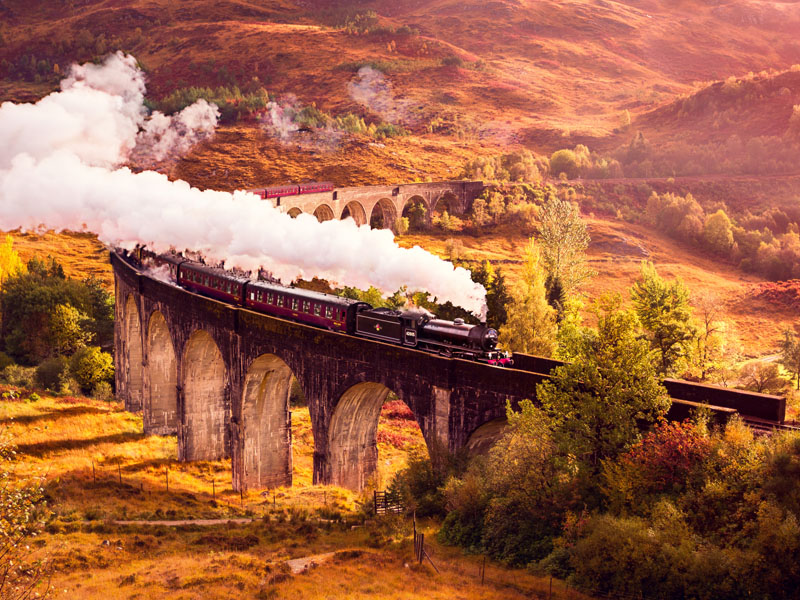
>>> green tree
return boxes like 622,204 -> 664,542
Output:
630,262 -> 696,376
549,149 -> 580,179
703,209 -> 735,254
538,195 -> 593,301
49,304 -> 91,355
538,295 -> 671,485
394,216 -> 409,235
69,346 -> 114,394
470,197 -> 490,228
779,328 -> 800,390
486,191 -> 506,223
499,239 -> 556,355
0,257 -> 109,364
471,260 -> 510,329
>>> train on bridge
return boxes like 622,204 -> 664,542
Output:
122,248 -> 512,366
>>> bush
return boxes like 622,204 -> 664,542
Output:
35,356 -> 70,392
69,346 -> 114,393
2,364 -> 36,388
92,380 -> 113,402
0,352 -> 13,371
549,149 -> 580,179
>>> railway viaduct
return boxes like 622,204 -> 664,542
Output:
270,180 -> 484,229
113,251 -> 550,492
113,252 -> 787,494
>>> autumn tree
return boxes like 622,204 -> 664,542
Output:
740,362 -> 786,394
779,327 -> 800,390
470,197 -> 490,228
471,260 -> 510,329
49,304 -> 91,355
703,209 -> 735,254
690,291 -> 739,383
499,238 -> 556,355
538,295 -> 671,487
0,235 -> 24,286
549,149 -> 580,179
630,262 -> 696,376
537,195 -> 593,310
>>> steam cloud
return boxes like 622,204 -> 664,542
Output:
0,53 -> 486,316
261,99 -> 344,153
347,66 -> 411,125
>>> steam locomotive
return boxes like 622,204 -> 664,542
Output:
124,249 -> 511,366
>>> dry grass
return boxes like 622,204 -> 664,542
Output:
1,391 -> 584,599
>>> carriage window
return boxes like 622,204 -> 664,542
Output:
314,304 -> 321,317
292,298 -> 299,310
303,301 -> 310,313
250,291 -> 255,300
277,295 -> 283,307
267,293 -> 273,304
325,306 -> 332,319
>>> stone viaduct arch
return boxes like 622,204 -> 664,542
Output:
369,198 -> 398,231
121,295 -> 143,412
340,201 -> 367,226
313,204 -> 334,222
145,311 -> 177,435
328,381 -> 410,491
401,195 -> 430,228
239,354 -> 294,489
181,330 -> 227,461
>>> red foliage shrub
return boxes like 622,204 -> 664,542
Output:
381,400 -> 415,421
749,279 -> 800,311
621,420 -> 711,494
377,429 -> 412,448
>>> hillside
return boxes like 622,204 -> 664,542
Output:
3,0 -> 800,147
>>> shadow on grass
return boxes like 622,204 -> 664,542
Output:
14,431 -> 144,457
0,405 -> 110,426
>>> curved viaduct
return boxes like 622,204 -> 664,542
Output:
272,180 -> 484,229
113,252 -> 547,492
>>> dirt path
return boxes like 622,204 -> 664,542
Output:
110,518 -> 257,527
285,552 -> 337,574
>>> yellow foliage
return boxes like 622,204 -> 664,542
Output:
0,234 -> 25,285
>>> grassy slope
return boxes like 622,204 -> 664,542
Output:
1,391 -> 581,600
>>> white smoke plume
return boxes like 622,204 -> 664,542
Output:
132,100 -> 220,168
0,53 -> 487,316
261,99 -> 344,153
263,100 -> 299,141
346,66 -> 411,125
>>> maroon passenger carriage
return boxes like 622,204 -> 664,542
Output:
245,279 -> 369,333
248,182 -> 334,200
